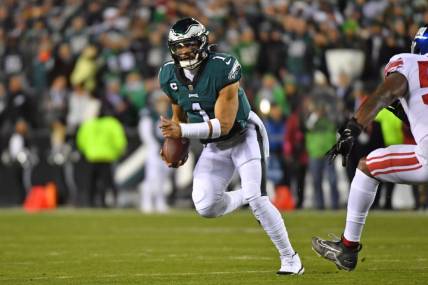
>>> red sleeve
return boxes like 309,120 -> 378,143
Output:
383,58 -> 403,78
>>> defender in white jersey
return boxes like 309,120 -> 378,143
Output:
312,26 -> 428,271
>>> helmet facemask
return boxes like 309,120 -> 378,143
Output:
169,36 -> 207,69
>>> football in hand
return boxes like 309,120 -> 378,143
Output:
162,138 -> 190,164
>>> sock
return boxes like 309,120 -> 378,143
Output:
249,196 -> 295,257
343,169 -> 379,242
341,235 -> 360,249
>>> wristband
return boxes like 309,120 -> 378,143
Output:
180,122 -> 210,139
209,118 -> 221,139
179,119 -> 222,139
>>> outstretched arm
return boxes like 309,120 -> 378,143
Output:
354,72 -> 408,127
327,72 -> 408,166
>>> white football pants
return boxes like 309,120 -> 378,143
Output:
192,117 -> 296,257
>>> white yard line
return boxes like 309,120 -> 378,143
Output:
0,270 -> 272,281
134,270 -> 272,277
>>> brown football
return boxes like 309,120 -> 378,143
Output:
162,137 -> 190,164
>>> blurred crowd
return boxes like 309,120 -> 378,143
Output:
0,0 -> 428,210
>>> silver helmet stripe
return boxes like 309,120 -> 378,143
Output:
169,25 -> 207,42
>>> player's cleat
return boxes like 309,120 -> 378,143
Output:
311,236 -> 362,271
277,252 -> 304,275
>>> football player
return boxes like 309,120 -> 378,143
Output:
138,92 -> 171,213
159,18 -> 304,275
312,26 -> 428,271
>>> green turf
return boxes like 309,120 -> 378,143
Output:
0,209 -> 427,285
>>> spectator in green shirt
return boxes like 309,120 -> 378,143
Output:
76,113 -> 127,207
305,97 -> 339,209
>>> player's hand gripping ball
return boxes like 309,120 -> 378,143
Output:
161,138 -> 190,168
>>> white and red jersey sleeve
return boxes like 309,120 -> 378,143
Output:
384,54 -> 407,78
384,53 -> 428,147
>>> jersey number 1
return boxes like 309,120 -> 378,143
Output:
418,62 -> 428,105
192,103 -> 210,122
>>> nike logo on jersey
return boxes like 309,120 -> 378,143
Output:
225,58 -> 232,65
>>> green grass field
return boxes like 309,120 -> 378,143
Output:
0,209 -> 427,285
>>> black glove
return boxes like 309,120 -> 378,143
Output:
326,118 -> 363,167
386,99 -> 409,126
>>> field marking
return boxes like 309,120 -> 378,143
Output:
362,258 -> 428,263
57,276 -> 72,279
2,261 -> 34,265
133,270 -> 273,277
0,270 -> 273,281
228,255 -> 271,261
1,255 -> 273,269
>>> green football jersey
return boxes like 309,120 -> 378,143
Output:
159,52 -> 251,141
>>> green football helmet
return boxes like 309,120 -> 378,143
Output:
168,18 -> 209,69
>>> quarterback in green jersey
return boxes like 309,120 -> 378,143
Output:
159,18 -> 304,275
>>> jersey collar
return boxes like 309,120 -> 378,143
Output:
174,56 -> 209,88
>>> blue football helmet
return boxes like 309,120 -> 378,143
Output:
411,26 -> 428,54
